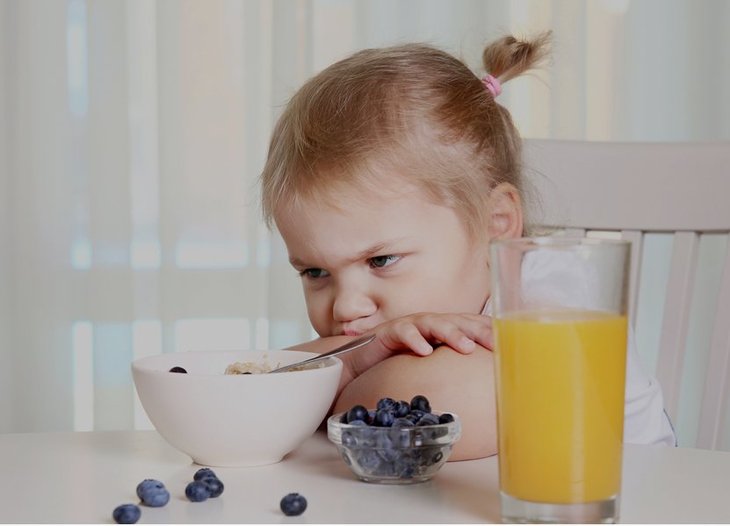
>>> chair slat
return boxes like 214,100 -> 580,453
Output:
697,240 -> 730,449
656,232 -> 700,421
526,139 -> 730,450
621,230 -> 644,327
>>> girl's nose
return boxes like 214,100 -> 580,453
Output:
332,286 -> 376,323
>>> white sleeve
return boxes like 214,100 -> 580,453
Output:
623,325 -> 677,446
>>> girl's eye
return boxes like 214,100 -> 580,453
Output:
369,255 -> 400,269
299,268 -> 330,279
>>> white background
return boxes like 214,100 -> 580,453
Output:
0,0 -> 728,449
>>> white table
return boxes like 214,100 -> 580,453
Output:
1,430 -> 729,523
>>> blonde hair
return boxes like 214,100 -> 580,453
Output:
260,32 -> 551,238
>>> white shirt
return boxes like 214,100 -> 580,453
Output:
484,249 -> 677,447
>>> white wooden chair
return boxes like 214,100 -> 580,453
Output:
523,139 -> 730,450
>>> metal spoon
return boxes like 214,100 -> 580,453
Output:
268,333 -> 376,374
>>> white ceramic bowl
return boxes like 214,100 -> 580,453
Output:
132,350 -> 342,467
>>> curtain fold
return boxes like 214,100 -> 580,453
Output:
1,0 -> 728,447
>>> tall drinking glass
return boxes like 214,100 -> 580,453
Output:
490,237 -> 631,523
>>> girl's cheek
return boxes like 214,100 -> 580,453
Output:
305,297 -> 333,333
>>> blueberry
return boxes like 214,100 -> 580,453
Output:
410,395 -> 431,413
339,412 -> 348,423
394,456 -> 417,478
375,433 -> 399,462
112,504 -> 140,524
393,400 -> 410,417
376,397 -> 396,411
346,404 -> 368,423
366,409 -> 377,425
341,430 -> 357,448
200,476 -> 224,498
356,448 -> 381,472
438,413 -> 455,424
139,486 -> 169,508
392,417 -> 414,428
358,426 -> 377,447
374,409 -> 395,427
417,413 -> 440,426
136,479 -> 164,500
193,467 -> 217,481
169,366 -> 187,373
185,481 -> 211,502
406,409 -> 425,423
389,426 -> 412,448
280,492 -> 307,516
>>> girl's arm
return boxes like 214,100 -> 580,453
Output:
287,312 -> 492,399
332,345 -> 498,461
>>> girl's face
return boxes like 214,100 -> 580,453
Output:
274,178 -> 493,338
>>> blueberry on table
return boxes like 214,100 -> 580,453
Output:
112,504 -> 140,524
185,481 -> 211,502
136,479 -> 163,500
140,486 -> 170,507
135,478 -> 169,507
169,366 -> 187,373
200,476 -> 224,498
193,467 -> 217,481
280,492 -> 307,516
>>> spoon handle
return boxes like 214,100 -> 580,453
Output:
269,334 -> 376,373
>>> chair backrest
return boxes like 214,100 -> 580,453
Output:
523,138 -> 730,450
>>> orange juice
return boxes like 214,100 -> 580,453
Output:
493,310 -> 627,504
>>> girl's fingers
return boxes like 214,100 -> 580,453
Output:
373,313 -> 495,357
380,322 -> 434,356
414,315 -> 492,353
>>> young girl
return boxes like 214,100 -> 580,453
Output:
260,33 -> 675,460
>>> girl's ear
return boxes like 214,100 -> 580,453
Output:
486,183 -> 524,240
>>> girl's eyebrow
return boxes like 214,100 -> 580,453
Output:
350,242 -> 388,263
347,237 -> 410,263
289,238 -> 407,268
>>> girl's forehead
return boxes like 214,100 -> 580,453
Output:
277,170 -> 427,217
276,183 -> 473,267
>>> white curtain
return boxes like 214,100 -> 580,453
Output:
1,0 -> 728,446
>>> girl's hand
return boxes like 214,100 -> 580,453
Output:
344,313 -> 494,382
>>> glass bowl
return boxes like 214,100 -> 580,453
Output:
327,410 -> 461,484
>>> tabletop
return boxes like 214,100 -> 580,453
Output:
1,430 -> 729,523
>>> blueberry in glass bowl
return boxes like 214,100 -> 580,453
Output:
327,396 -> 461,484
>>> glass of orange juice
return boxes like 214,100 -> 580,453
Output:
490,237 -> 630,523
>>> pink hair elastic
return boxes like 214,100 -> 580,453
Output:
482,74 -> 502,98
